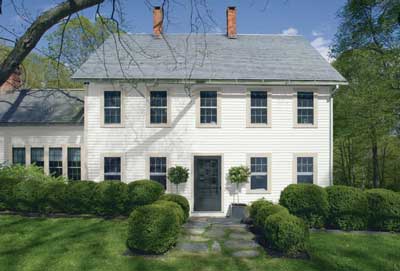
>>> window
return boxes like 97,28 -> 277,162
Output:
68,148 -> 81,180
30,148 -> 44,168
49,148 -> 63,177
297,92 -> 314,124
250,91 -> 268,124
200,91 -> 218,125
297,157 -> 314,184
150,91 -> 168,124
149,157 -> 167,189
104,157 -> 121,181
104,91 -> 121,124
12,147 -> 25,165
250,157 -> 268,190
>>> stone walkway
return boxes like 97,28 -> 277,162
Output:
174,217 -> 262,258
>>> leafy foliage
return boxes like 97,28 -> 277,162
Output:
63,180 -> 97,214
126,180 -> 164,212
159,194 -> 190,221
279,184 -> 329,228
254,204 -> 289,229
126,202 -> 182,254
93,181 -> 128,216
249,198 -> 273,220
228,166 -> 251,184
167,166 -> 189,192
325,186 -> 368,230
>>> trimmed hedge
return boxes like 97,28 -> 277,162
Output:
280,184 -> 329,228
126,201 -> 182,254
365,189 -> 400,232
249,199 -> 273,220
13,179 -> 48,213
264,212 -> 309,256
0,177 -> 21,210
126,180 -> 165,212
326,185 -> 368,230
94,181 -> 128,216
63,181 -> 97,214
42,181 -> 68,213
159,194 -> 190,221
254,204 -> 289,229
153,200 -> 185,224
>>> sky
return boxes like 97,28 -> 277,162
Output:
0,0 -> 347,62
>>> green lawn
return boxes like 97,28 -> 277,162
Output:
0,215 -> 399,271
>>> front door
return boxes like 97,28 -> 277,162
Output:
194,156 -> 221,211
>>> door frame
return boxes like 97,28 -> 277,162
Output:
191,153 -> 224,214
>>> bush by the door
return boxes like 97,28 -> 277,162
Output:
159,194 -> 190,221
126,180 -> 164,212
325,185 -> 368,230
126,201 -> 182,254
279,184 -> 329,228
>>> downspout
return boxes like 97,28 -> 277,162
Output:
329,85 -> 339,186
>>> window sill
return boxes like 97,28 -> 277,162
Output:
101,124 -> 125,128
246,189 -> 272,194
247,123 -> 271,128
293,124 -> 318,128
146,123 -> 172,128
196,124 -> 221,128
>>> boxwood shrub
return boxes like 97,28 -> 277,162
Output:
0,177 -> 22,210
264,211 -> 309,256
126,180 -> 164,212
365,189 -> 400,232
255,204 -> 289,229
159,194 -> 190,221
279,184 -> 329,228
63,180 -> 97,214
42,181 -> 68,213
326,185 -> 368,230
153,200 -> 185,224
13,180 -> 47,213
94,181 -> 128,216
126,202 -> 182,254
249,199 -> 273,220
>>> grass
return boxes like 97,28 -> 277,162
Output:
0,215 -> 399,271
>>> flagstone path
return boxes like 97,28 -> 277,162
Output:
174,217 -> 262,258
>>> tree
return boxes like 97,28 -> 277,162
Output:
167,166 -> 189,193
0,0 -> 104,87
45,16 -> 119,73
228,166 -> 250,203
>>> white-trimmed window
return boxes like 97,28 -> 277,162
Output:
104,91 -> 121,124
31,147 -> 44,168
250,91 -> 268,124
104,157 -> 121,181
200,91 -> 218,125
297,92 -> 314,124
12,147 -> 25,165
68,148 -> 81,181
149,157 -> 167,189
250,157 -> 268,190
297,157 -> 314,184
150,91 -> 168,124
49,148 -> 63,177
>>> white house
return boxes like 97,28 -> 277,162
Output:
0,7 -> 346,216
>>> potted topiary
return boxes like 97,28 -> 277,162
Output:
167,165 -> 189,193
228,165 -> 251,221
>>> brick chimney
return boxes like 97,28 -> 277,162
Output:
226,6 -> 237,38
153,6 -> 163,37
0,67 -> 22,93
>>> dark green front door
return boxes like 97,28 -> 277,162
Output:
194,156 -> 221,211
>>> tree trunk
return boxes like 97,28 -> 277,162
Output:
372,139 -> 380,188
0,0 -> 104,86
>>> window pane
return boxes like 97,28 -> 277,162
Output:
150,175 -> 166,189
31,148 -> 44,168
68,148 -> 81,181
104,91 -> 121,107
251,175 -> 268,189
200,108 -> 217,124
251,91 -> 267,107
49,148 -> 62,177
150,108 -> 167,124
298,109 -> 314,124
251,157 -> 267,173
104,91 -> 121,124
297,157 -> 314,184
150,91 -> 167,107
104,157 -> 121,181
251,108 -> 267,124
297,175 -> 313,184
150,157 -> 166,173
12,148 -> 25,165
297,92 -> 313,107
200,91 -> 217,107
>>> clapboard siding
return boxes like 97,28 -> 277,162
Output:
86,82 -> 332,215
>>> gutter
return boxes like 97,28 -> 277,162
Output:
329,84 -> 340,186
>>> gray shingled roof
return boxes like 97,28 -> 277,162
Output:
72,34 -> 346,83
0,89 -> 84,125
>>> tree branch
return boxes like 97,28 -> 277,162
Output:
0,0 -> 104,87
